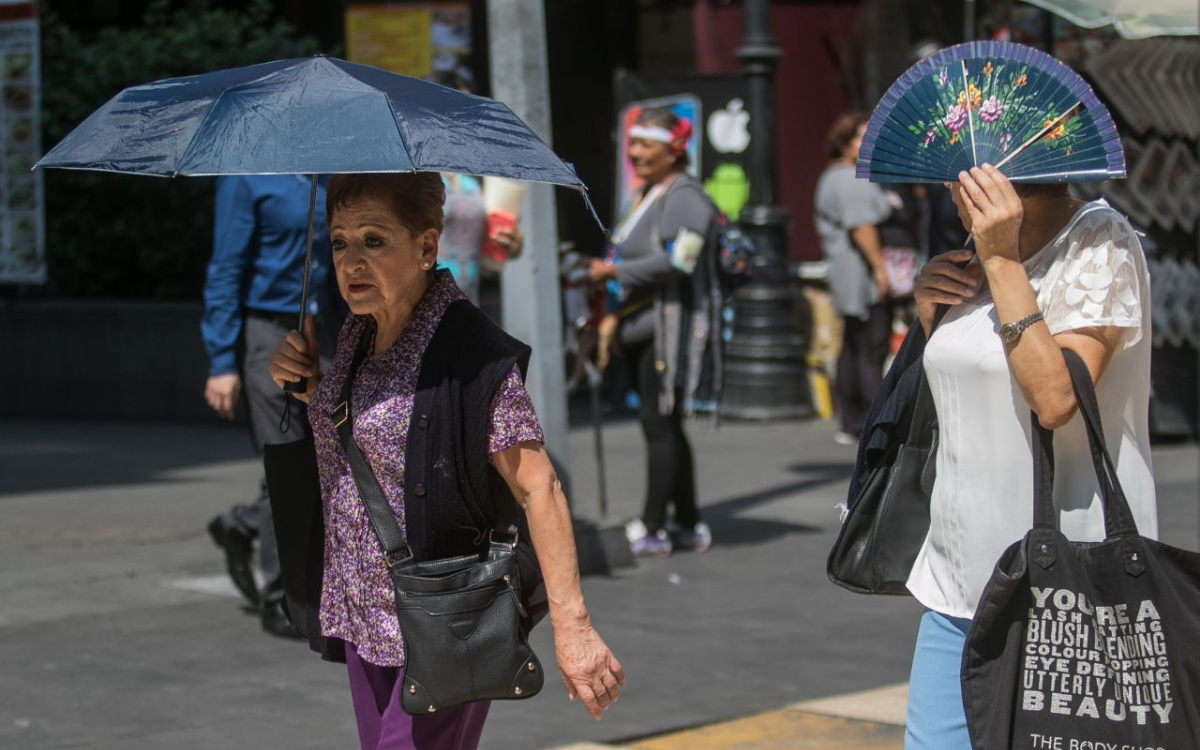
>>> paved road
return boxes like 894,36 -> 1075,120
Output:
1,414 -> 1195,750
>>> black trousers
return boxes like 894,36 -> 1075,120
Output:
835,301 -> 891,436
219,313 -> 327,604
630,341 -> 699,533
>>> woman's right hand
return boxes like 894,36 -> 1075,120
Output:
914,249 -> 982,335
268,314 -> 320,403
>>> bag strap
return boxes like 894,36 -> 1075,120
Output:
331,326 -> 413,567
898,303 -> 951,444
1029,349 -> 1140,542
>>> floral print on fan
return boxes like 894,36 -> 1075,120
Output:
905,57 -> 1085,161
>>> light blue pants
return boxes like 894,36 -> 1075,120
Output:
904,610 -> 972,750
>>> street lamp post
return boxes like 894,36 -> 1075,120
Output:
720,0 -> 812,420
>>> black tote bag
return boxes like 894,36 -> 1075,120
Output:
962,350 -> 1200,749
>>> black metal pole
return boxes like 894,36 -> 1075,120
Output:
721,0 -> 812,420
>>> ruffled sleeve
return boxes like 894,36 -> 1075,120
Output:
1038,208 -> 1147,349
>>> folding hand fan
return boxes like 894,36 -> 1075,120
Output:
857,41 -> 1125,184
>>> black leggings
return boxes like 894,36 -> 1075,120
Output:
835,301 -> 891,435
631,341 -> 699,533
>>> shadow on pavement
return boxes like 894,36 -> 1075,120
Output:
700,461 -> 852,547
0,420 -> 259,497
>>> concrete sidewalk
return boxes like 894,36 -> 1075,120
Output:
0,413 -> 1195,750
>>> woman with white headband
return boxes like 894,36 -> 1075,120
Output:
587,107 -> 721,558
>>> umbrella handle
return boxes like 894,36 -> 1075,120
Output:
284,377 -> 309,394
284,174 -> 319,395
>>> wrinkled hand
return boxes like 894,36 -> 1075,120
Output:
586,259 -> 616,284
914,249 -> 982,334
267,314 -> 320,403
554,621 -> 624,719
956,165 -> 1023,264
490,224 -> 524,259
204,373 -> 241,420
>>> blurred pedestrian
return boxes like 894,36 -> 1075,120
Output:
268,173 -> 622,748
425,71 -> 523,307
903,168 -> 1157,749
201,174 -> 334,638
587,107 -> 720,557
814,111 -> 892,445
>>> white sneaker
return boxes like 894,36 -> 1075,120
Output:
625,519 -> 672,557
833,430 -> 859,446
667,521 -> 713,553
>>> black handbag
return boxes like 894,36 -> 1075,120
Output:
262,436 -> 325,640
962,349 -> 1200,749
827,305 -> 948,595
334,332 -> 543,716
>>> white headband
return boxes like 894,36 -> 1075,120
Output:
629,124 -> 674,144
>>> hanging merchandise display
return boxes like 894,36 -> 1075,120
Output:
1086,39 -> 1200,140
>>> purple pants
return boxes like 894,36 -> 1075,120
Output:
346,642 -> 491,750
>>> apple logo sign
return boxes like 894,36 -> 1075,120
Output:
708,98 -> 751,154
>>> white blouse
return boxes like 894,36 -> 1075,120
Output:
907,201 -> 1158,619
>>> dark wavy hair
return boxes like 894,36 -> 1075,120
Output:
825,110 -> 869,160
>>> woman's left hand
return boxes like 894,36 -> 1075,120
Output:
956,164 -> 1023,264
554,620 -> 624,719
587,259 -> 616,283
490,224 -> 524,259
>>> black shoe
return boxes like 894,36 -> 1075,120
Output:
207,517 -> 260,608
261,599 -> 303,640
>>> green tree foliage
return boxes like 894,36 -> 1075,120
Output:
41,0 -> 321,298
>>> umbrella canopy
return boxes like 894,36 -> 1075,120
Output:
1021,0 -> 1198,39
36,56 -> 587,192
36,55 -> 601,395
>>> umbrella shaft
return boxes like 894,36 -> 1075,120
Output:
296,174 -> 318,331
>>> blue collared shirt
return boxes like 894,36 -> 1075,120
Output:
201,175 -> 331,377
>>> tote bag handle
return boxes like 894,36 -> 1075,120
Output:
1029,349 -> 1141,568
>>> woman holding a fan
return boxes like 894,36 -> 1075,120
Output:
903,165 -> 1158,748
842,45 -> 1164,750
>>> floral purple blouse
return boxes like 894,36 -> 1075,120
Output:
308,271 -> 543,667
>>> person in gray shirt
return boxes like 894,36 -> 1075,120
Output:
815,111 -> 893,444
588,107 -> 719,557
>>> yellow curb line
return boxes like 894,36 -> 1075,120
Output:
540,684 -> 910,750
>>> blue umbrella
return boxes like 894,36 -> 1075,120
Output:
37,55 -> 598,391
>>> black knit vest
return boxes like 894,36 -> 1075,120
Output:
402,299 -> 547,627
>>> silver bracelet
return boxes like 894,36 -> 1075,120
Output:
1000,310 -> 1044,344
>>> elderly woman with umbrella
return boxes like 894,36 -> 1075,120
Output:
38,57 -> 623,749
268,171 -> 621,749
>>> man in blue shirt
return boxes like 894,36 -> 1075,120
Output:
201,174 -> 334,638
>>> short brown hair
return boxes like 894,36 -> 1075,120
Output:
326,172 -> 446,234
826,111 -> 869,159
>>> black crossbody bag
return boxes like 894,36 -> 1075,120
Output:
334,331 -> 543,716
